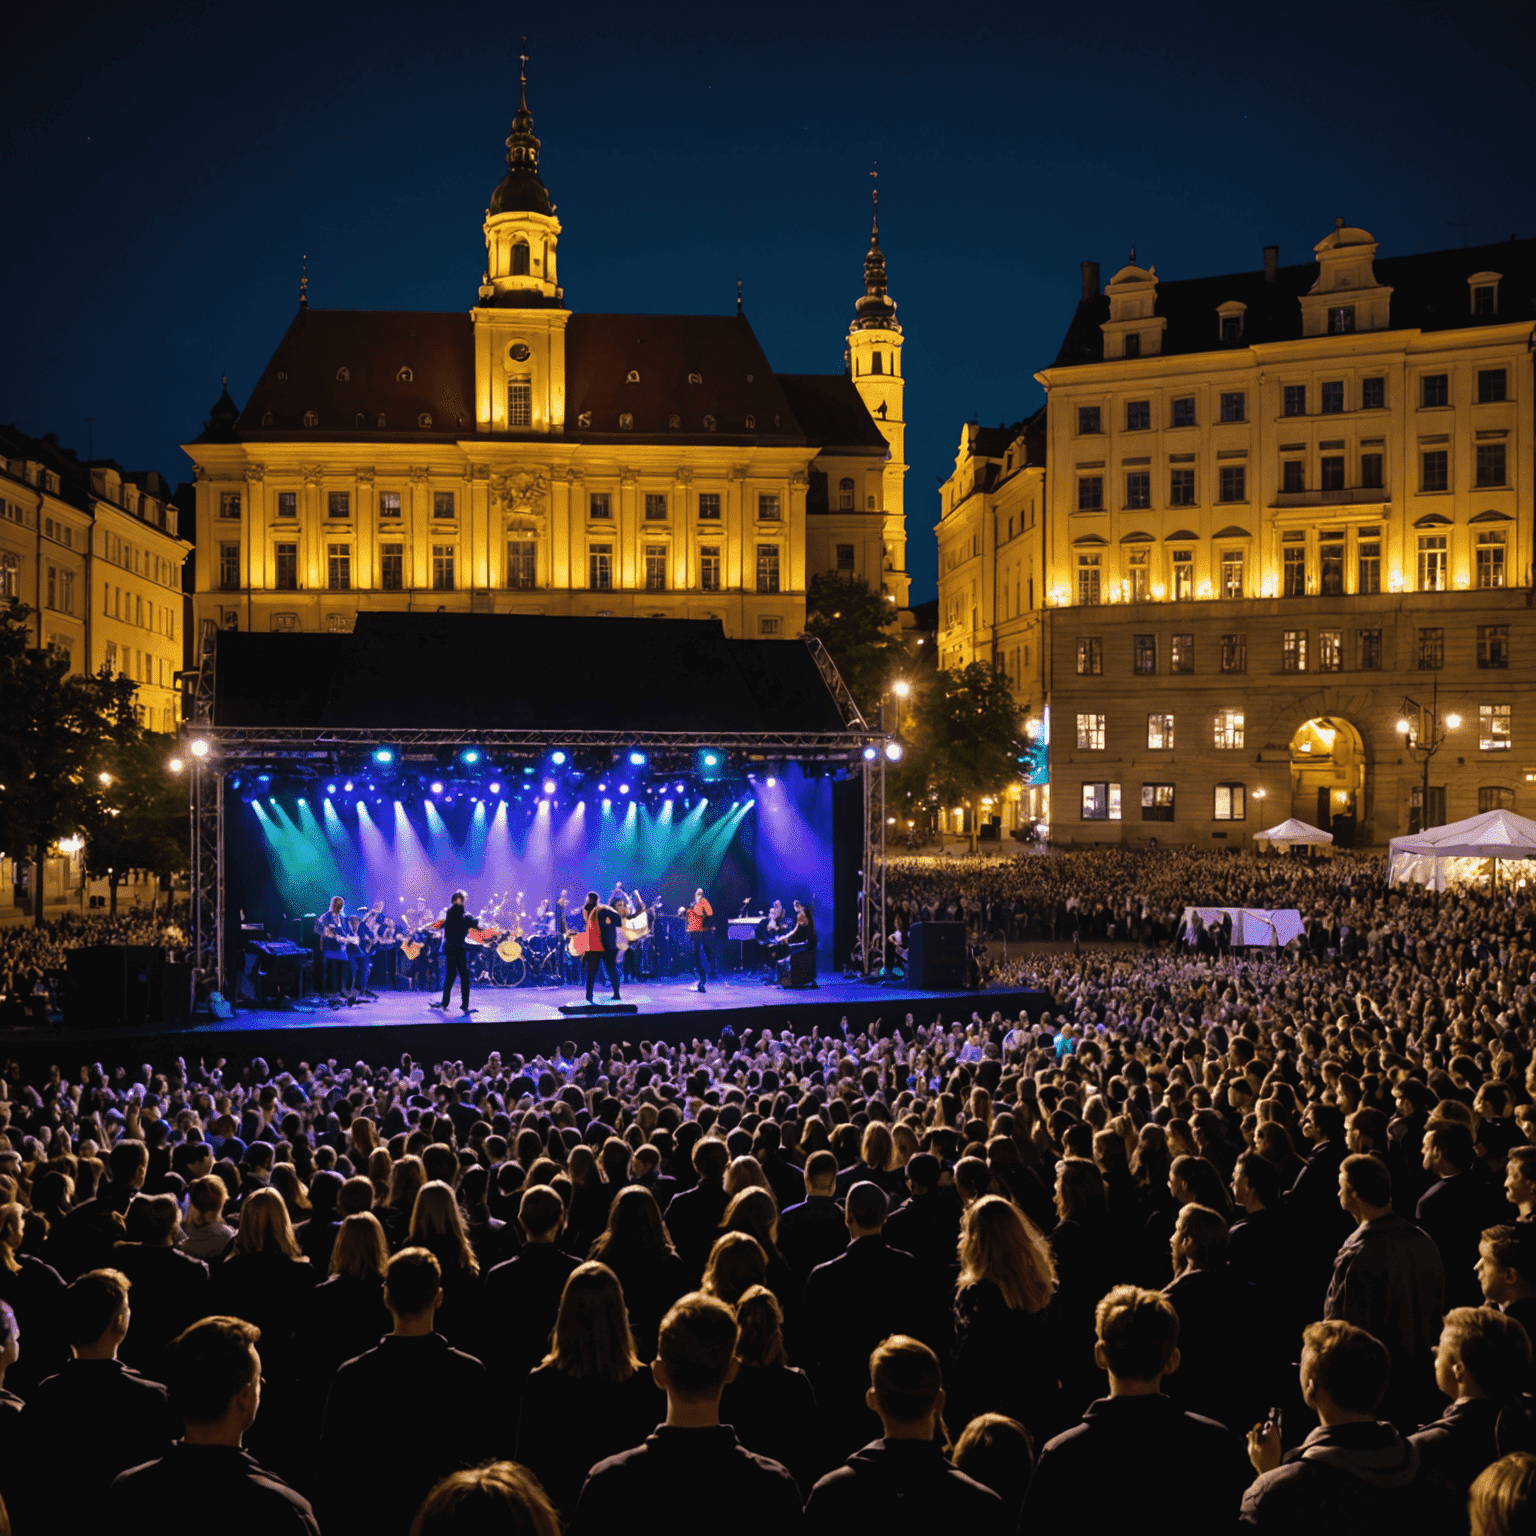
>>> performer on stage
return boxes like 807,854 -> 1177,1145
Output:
684,887 -> 713,993
757,899 -> 787,981
315,896 -> 357,1002
582,891 -> 622,1003
431,890 -> 476,1015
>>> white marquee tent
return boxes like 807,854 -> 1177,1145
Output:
1253,818 -> 1334,849
1387,808 -> 1536,889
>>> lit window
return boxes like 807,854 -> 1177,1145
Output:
1141,783 -> 1174,821
1080,782 -> 1120,820
1358,535 -> 1381,594
1077,553 -> 1101,605
1318,630 -> 1342,672
589,544 -> 613,591
838,478 -> 855,509
1170,634 -> 1193,673
1220,633 -> 1246,673
1134,634 -> 1156,674
1077,638 -> 1103,676
1476,533 -> 1506,590
1214,708 -> 1245,749
1283,535 -> 1307,597
1220,550 -> 1243,599
645,545 -> 667,591
1126,548 -> 1149,601
1171,551 -> 1193,602
1282,631 -> 1307,673
508,379 -> 532,427
1328,306 -> 1355,334
1076,713 -> 1106,750
1479,704 -> 1511,751
1147,713 -> 1173,750
1417,535 -> 1447,591
1213,784 -> 1246,821
219,491 -> 241,519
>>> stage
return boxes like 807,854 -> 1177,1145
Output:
0,975 -> 1053,1073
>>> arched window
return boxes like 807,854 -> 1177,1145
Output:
511,241 -> 530,276
302,410 -> 319,428
838,477 -> 855,510
397,366 -> 413,382
872,351 -> 883,375
418,413 -> 433,429
626,369 -> 641,384
336,366 -> 350,382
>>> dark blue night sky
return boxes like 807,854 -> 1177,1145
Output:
3,1 -> 1532,603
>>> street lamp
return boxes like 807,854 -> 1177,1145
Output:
1398,676 -> 1462,831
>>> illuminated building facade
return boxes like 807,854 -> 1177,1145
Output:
1036,224 -> 1535,844
184,71 -> 909,643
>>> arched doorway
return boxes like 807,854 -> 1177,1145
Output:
1290,716 -> 1365,846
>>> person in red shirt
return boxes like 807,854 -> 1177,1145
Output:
582,892 -> 622,1003
685,888 -> 713,993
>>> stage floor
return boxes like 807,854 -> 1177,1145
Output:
0,974 -> 1052,1071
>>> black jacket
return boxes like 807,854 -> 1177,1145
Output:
664,1179 -> 731,1280
1416,1174 -> 1510,1308
719,1363 -> 821,1494
948,1279 -> 1061,1445
572,1425 -> 802,1536
1410,1396 -> 1506,1497
111,1243 -> 211,1383
805,1438 -> 1006,1536
112,1444 -> 318,1536
779,1195 -> 849,1285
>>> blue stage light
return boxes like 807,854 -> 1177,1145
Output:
619,783 -> 630,794
297,796 -> 307,806
460,748 -> 482,766
884,741 -> 904,762
372,747 -> 395,765
343,780 -> 354,792
255,772 -> 272,785
703,752 -> 718,767
429,780 -> 444,795
551,750 -> 567,765
325,782 -> 338,795
598,782 -> 607,792
522,766 -> 536,776
675,782 -> 685,792
488,781 -> 501,795
543,779 -> 557,795
628,750 -> 646,767
765,776 -> 776,787
862,746 -> 878,761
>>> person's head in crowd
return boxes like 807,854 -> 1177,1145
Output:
338,1175 -> 375,1217
1299,1320 -> 1390,1422
1055,1157 -> 1107,1223
802,1149 -> 838,1200
1338,1152 -> 1393,1224
1302,1102 -> 1345,1147
169,1316 -> 262,1445
1232,1150 -> 1281,1213
518,1184 -> 565,1243
1507,1148 -> 1536,1218
652,1292 -> 739,1419
959,1193 -> 1055,1314
952,1413 -> 1035,1524
1425,1122 -> 1478,1179
701,1232 -> 767,1307
693,1138 -> 730,1186
722,1187 -> 781,1257
233,1186 -> 304,1260
733,1285 -> 787,1370
133,1192 -> 182,1247
545,1262 -> 641,1383
384,1246 -> 443,1334
1170,1203 -> 1229,1276
66,1267 -> 131,1358
1470,1452 -> 1536,1536
866,1334 -> 947,1446
0,1299 -> 18,1386
593,1185 -> 674,1262
330,1212 -> 389,1282
1479,1227 -> 1536,1308
1434,1307 -> 1532,1405
1346,1107 -> 1389,1155
1093,1285 -> 1180,1390
1168,1154 -> 1231,1217
408,1180 -> 480,1276
409,1462 -> 562,1536
845,1180 -> 888,1238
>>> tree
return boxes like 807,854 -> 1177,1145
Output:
0,602 -> 143,924
910,663 -> 1023,852
802,573 -> 907,722
80,734 -> 189,914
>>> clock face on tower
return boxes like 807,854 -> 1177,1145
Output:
509,343 -> 531,362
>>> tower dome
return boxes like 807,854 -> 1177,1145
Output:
851,189 -> 899,333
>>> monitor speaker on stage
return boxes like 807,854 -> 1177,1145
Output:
908,922 -> 966,990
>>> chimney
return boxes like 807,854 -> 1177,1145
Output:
1263,245 -> 1279,283
1081,260 -> 1100,302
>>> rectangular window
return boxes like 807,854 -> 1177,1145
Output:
432,544 -> 455,591
588,493 -> 611,520
1283,384 -> 1307,417
1422,373 -> 1449,408
1476,534 -> 1506,590
757,493 -> 781,521
1134,634 -> 1156,674
700,546 -> 721,591
1321,455 -> 1345,492
1172,397 -> 1196,428
698,492 -> 721,520
1078,406 -> 1102,435
645,493 -> 668,521
219,491 -> 241,519
1282,631 -> 1307,672
1318,629 -> 1342,671
381,543 -> 404,591
589,544 -> 613,590
1123,333 -> 1141,358
759,616 -> 781,637
1476,443 -> 1507,487
645,545 -> 667,591
1480,704 -> 1512,751
1219,391 -> 1245,423
1213,784 -> 1246,821
1478,369 -> 1507,404
1077,553 -> 1101,606
1125,471 -> 1151,509
1214,708 -> 1245,749
1282,460 -> 1305,493
103,639 -> 117,671
1421,449 -> 1450,491
756,544 -> 780,594
326,491 -> 349,519
327,543 -> 351,591
1077,475 -> 1104,511
507,378 -> 532,427
1357,535 -> 1381,593
1481,787 -> 1516,813
1076,637 -> 1103,676
1283,536 -> 1307,597
0,552 -> 17,600
1171,550 -> 1193,601
1220,633 -> 1246,673
1321,380 -> 1344,414
836,543 -> 855,573
1221,315 -> 1242,342
1362,376 -> 1385,410
1360,452 -> 1383,489
274,542 -> 298,591
218,542 -> 239,591
1329,306 -> 1356,334
1126,400 -> 1151,431
1478,625 -> 1509,669
507,541 -> 535,589
1147,713 -> 1174,750
1220,550 -> 1243,599
277,491 -> 297,517
1320,533 -> 1345,595
1141,783 -> 1175,822
1080,782 -> 1121,821
1076,713 -> 1106,750
1357,629 -> 1382,670
1418,535 -> 1447,590
1170,633 -> 1193,673
1169,468 -> 1195,506
1126,547 -> 1149,601
1219,465 -> 1246,502
1473,286 -> 1498,317
1417,627 -> 1444,670
58,570 -> 75,614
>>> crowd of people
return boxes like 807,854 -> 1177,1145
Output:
0,850 -> 1530,1531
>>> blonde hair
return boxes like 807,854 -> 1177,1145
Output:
269,1162 -> 310,1214
721,1187 -> 780,1256
1471,1452 -> 1536,1536
733,1284 -> 785,1368
544,1261 -> 641,1383
0,1203 -> 22,1275
702,1231 -> 767,1306
387,1155 -> 426,1213
330,1211 -> 389,1281
958,1194 -> 1055,1313
234,1187 -> 305,1261
724,1155 -> 771,1200
408,1181 -> 479,1277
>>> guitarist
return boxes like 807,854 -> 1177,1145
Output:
685,887 -> 714,994
581,891 -> 623,1003
431,890 -> 477,1015
315,895 -> 358,1001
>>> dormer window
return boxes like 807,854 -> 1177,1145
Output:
839,478 -> 854,509
703,415 -> 716,431
744,415 -> 755,429
1328,306 -> 1356,335
626,370 -> 641,384
1221,315 -> 1242,341
619,413 -> 634,430
336,367 -> 350,382
669,414 -> 681,429
303,410 -> 319,428
688,373 -> 702,386
1469,272 -> 1502,315
418,413 -> 433,429
397,366 -> 413,383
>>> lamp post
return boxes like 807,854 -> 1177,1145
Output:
1395,673 -> 1461,832
862,680 -> 909,978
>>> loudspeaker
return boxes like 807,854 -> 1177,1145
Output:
908,922 -> 966,990
66,946 -> 168,1028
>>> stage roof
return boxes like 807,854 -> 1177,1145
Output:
211,613 -> 857,737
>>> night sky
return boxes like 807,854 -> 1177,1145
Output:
3,1 -> 1532,604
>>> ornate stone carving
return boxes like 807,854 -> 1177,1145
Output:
354,467 -> 375,486
192,465 -> 209,482
302,464 -> 324,488
564,467 -> 584,486
788,470 -> 809,489
408,466 -> 430,485
729,465 -> 749,483
674,468 -> 693,487
619,468 -> 638,488
244,463 -> 267,483
495,469 -> 550,533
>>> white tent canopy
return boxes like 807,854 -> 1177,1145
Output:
1388,808 -> 1536,888
1253,817 -> 1334,848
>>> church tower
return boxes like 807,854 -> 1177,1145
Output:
845,186 -> 909,605
472,47 -> 571,434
